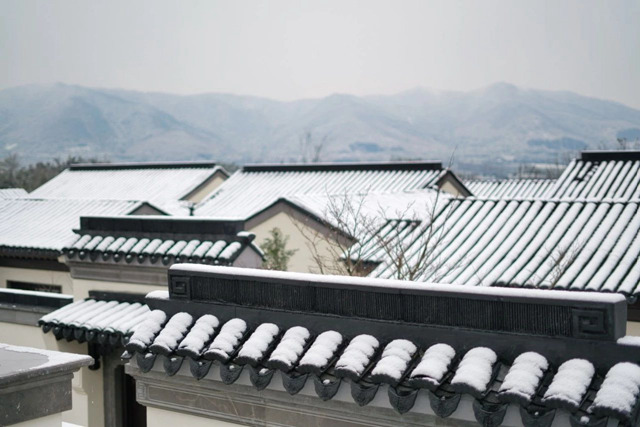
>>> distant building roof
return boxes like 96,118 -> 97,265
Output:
195,161 -> 451,219
0,198 -> 157,258
366,197 -> 640,297
464,178 -> 555,198
545,150 -> 640,199
0,188 -> 28,199
29,161 -> 228,214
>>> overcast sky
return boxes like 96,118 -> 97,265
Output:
1,0 -> 639,107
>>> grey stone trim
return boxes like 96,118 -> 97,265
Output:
1,371 -> 74,425
126,363 -> 482,427
0,303 -> 53,326
0,345 -> 92,426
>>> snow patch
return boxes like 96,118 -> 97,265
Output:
146,290 -> 169,300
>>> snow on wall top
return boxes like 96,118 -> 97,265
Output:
123,307 -> 640,426
0,198 -> 148,252
195,162 -> 447,219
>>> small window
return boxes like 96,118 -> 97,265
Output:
7,281 -> 62,294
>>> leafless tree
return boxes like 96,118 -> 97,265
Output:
293,187 -> 466,281
299,130 -> 328,163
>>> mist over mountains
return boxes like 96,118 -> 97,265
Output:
1,82 -> 639,176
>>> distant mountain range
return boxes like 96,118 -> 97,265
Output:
1,82 -> 639,175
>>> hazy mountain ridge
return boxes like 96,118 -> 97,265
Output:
1,83 -> 639,174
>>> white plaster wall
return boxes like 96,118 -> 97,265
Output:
0,322 -> 103,427
440,179 -> 464,197
70,278 -> 165,300
0,266 -> 73,295
626,321 -> 640,336
186,173 -> 227,203
11,412 -> 61,427
147,407 -> 242,427
249,211 -> 342,273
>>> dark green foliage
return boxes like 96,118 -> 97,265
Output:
0,154 -> 107,192
260,228 -> 297,271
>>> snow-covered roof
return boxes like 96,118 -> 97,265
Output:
545,151 -> 640,199
0,198 -> 153,257
29,162 -> 227,213
367,197 -> 640,297
39,298 -> 151,346
464,178 -> 555,198
195,161 -> 449,219
63,231 -> 258,267
0,188 -> 28,199
121,266 -> 640,426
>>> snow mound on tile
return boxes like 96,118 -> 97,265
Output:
410,343 -> 455,384
299,330 -> 342,369
499,352 -> 548,401
205,318 -> 247,361
335,334 -> 379,377
591,362 -> 640,416
177,314 -> 219,355
126,310 -> 167,351
451,347 -> 497,393
149,312 -> 193,353
268,326 -> 310,369
371,339 -> 417,382
543,358 -> 594,408
237,323 -> 280,362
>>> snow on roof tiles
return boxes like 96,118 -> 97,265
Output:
546,155 -> 640,200
29,163 -> 225,213
367,197 -> 640,297
39,298 -> 151,345
63,231 -> 254,266
0,188 -> 28,199
195,162 -> 447,219
465,179 -> 556,198
0,198 -> 148,255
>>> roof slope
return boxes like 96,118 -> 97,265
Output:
29,162 -> 225,212
0,188 -> 28,199
367,198 -> 640,297
545,151 -> 640,199
464,179 -> 555,198
0,198 -> 148,256
196,161 -> 447,219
